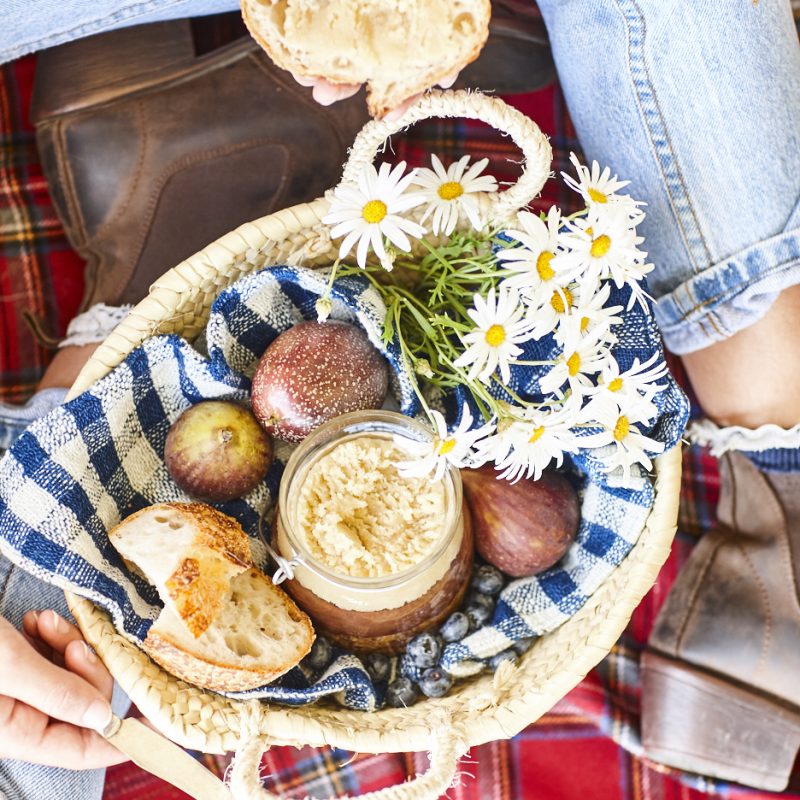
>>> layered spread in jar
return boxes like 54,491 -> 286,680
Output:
275,410 -> 472,652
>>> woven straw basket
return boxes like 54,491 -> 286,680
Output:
64,91 -> 681,800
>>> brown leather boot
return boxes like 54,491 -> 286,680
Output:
642,451 -> 800,791
30,19 -> 369,314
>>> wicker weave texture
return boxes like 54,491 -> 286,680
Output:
62,91 -> 682,796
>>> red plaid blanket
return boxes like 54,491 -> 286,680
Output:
1,45 -> 798,800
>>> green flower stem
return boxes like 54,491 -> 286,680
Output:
337,230 -> 544,427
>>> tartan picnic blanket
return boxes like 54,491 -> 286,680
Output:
3,42 -> 798,800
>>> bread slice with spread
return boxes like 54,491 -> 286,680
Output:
241,0 -> 491,117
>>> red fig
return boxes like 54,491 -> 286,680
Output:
462,466 -> 580,577
251,321 -> 389,442
164,401 -> 273,502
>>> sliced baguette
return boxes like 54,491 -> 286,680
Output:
241,0 -> 491,117
109,503 -> 252,638
142,567 -> 314,692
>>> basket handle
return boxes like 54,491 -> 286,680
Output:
228,725 -> 466,800
339,89 -> 553,223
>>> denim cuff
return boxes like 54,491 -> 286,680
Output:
0,388 -> 68,452
654,225 -> 800,355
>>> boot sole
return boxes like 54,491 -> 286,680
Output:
641,651 -> 800,791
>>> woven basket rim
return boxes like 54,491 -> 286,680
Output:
64,188 -> 682,756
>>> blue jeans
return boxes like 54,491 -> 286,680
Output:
537,0 -> 800,354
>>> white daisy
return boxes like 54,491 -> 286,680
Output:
393,406 -> 493,482
491,404 -> 580,483
562,153 -> 644,221
453,285 -> 535,385
497,207 -> 578,304
524,280 -> 584,339
471,413 -> 521,465
323,161 -> 426,269
578,395 -> 665,486
555,204 -> 653,309
413,155 -> 498,235
539,330 -> 612,398
580,352 -> 668,424
553,282 -> 623,353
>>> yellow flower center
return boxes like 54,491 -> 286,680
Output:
438,181 -> 464,201
362,199 -> 387,224
567,352 -> 581,376
550,288 -> 573,314
590,234 -> 612,258
529,425 -> 546,444
608,377 -> 623,392
580,316 -> 590,332
613,415 -> 630,441
536,250 -> 555,281
438,438 -> 457,455
588,188 -> 608,203
485,324 -> 506,347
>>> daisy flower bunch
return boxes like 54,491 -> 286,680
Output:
321,153 -> 670,488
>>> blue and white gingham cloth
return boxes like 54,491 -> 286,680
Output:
0,263 -> 688,710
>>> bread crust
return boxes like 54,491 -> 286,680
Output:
241,0 -> 491,117
142,569 -> 315,693
109,503 -> 252,638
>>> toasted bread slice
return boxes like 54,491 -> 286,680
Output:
241,0 -> 491,117
109,503 -> 252,638
142,568 -> 314,692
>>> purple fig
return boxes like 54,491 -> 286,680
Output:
251,321 -> 388,442
462,466 -> 580,577
164,401 -> 273,502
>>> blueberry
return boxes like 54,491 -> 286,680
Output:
440,612 -> 470,643
471,565 -> 504,596
419,667 -> 453,698
466,604 -> 492,629
364,652 -> 391,683
489,648 -> 517,670
399,653 -> 425,683
406,632 -> 442,669
513,637 -> 536,656
385,677 -> 419,708
466,590 -> 495,612
304,637 -> 333,671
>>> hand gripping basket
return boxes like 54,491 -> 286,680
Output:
64,91 -> 682,800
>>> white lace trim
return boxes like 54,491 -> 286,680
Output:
58,304 -> 132,348
687,418 -> 800,455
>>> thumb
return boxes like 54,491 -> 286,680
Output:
0,617 -> 112,731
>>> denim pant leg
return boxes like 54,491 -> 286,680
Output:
0,391 -> 130,800
538,0 -> 800,355
0,0 -> 240,64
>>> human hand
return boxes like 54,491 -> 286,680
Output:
0,610 -> 128,769
291,72 -> 460,120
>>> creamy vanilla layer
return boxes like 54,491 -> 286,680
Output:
279,434 -> 463,612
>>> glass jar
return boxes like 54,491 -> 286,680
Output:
273,410 -> 473,653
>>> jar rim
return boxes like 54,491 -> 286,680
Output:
277,409 -> 463,590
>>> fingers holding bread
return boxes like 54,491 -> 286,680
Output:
108,503 -> 314,693
242,0 -> 491,117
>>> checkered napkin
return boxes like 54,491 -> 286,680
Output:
0,263 -> 688,710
